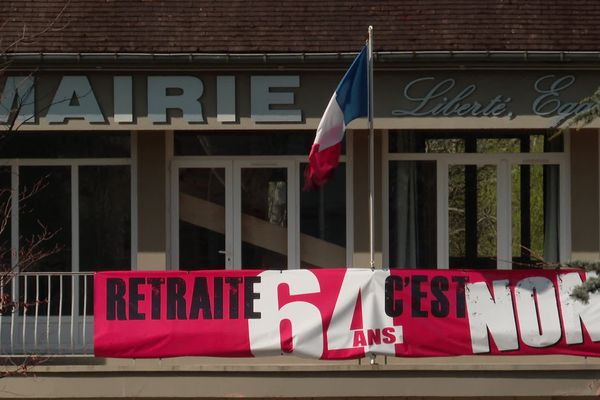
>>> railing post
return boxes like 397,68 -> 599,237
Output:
2,272 -> 94,356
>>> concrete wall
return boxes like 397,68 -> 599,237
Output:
2,355 -> 600,398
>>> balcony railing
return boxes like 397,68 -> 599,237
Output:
0,272 -> 94,356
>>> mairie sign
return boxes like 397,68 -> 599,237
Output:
94,268 -> 600,359
0,73 -> 595,129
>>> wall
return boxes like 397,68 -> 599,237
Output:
570,129 -> 600,261
136,131 -> 167,269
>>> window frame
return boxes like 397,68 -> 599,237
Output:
383,130 -> 571,270
169,131 -> 354,270
0,132 -> 137,274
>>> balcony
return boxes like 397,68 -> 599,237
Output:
0,272 -> 94,356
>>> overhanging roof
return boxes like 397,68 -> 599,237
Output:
1,1 -> 600,54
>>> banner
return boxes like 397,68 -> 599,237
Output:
94,268 -> 600,359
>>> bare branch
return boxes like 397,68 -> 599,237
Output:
0,0 -> 71,55
0,355 -> 48,377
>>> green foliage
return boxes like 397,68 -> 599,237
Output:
553,85 -> 600,138
553,87 -> 600,302
564,261 -> 600,303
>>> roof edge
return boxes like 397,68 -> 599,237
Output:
3,51 -> 600,65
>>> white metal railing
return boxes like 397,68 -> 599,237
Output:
0,272 -> 94,356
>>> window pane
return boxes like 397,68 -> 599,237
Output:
241,168 -> 288,269
19,166 -> 71,272
512,164 -> 560,266
300,163 -> 346,268
389,131 -> 563,153
449,164 -> 497,269
19,166 -> 71,316
0,167 -> 11,269
175,132 -> 345,156
389,161 -> 437,269
79,166 -> 131,271
425,139 -> 465,153
477,138 -> 520,153
179,167 -> 227,270
0,132 -> 130,158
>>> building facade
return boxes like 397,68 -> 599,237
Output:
1,0 -> 600,398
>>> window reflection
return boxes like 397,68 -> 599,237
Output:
300,163 -> 346,268
175,132 -> 345,156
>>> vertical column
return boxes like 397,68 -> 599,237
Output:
136,131 -> 167,270
497,160 -> 512,269
570,130 -> 599,261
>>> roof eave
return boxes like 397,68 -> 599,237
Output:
3,50 -> 600,65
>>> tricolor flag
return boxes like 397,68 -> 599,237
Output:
304,46 -> 369,189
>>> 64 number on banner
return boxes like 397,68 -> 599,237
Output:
248,270 -> 402,359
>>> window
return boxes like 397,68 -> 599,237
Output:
385,131 -> 568,270
172,132 -> 351,270
0,132 -> 133,316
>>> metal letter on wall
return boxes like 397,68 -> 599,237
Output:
114,76 -> 134,124
47,76 -> 105,123
147,76 -> 205,124
251,76 -> 302,122
217,76 -> 236,123
0,76 -> 35,126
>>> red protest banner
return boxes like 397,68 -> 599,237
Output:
94,268 -> 600,359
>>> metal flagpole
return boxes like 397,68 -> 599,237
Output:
368,26 -> 375,270
367,26 -> 377,365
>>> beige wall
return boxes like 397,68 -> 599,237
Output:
136,131 -> 168,269
570,129 -> 600,261
2,355 -> 600,398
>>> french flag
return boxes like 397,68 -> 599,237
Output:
304,46 -> 369,189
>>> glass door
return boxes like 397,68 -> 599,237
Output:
174,159 -> 296,270
233,160 -> 296,270
176,161 -> 233,270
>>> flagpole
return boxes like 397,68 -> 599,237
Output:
367,25 -> 375,270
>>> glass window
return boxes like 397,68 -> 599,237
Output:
241,167 -> 289,269
0,132 -> 130,158
19,166 -> 71,273
79,165 -> 131,272
0,167 -> 11,269
388,131 -> 565,270
388,161 -> 436,269
300,163 -> 346,268
448,164 -> 497,269
19,166 -> 72,316
174,132 -> 349,270
179,167 -> 227,270
389,131 -> 563,154
511,164 -> 560,267
0,131 -> 132,356
0,132 -> 133,319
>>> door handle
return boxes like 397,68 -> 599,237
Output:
218,250 -> 232,263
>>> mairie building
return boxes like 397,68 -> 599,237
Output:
1,0 -> 600,398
